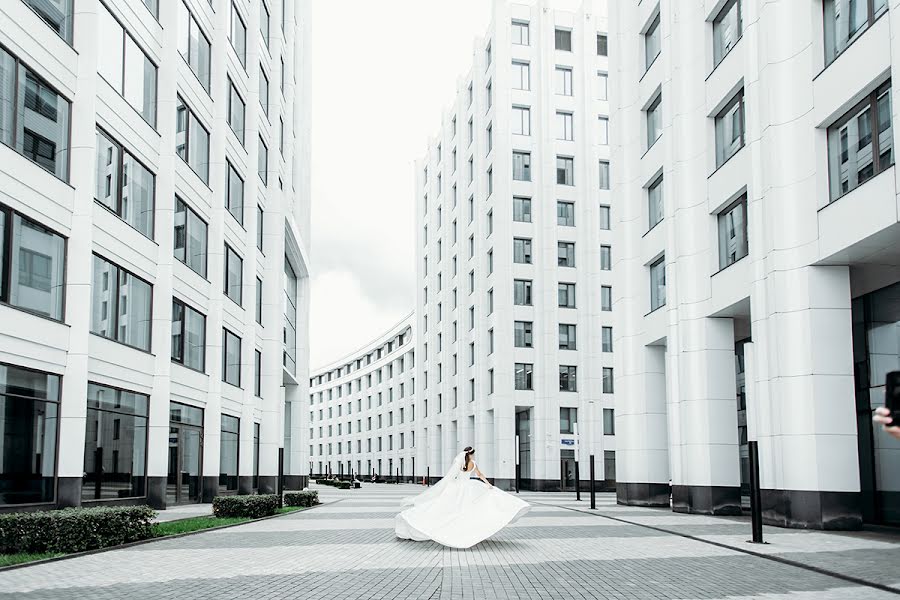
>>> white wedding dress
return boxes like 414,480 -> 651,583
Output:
395,452 -> 530,549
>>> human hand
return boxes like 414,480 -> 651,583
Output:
873,407 -> 900,441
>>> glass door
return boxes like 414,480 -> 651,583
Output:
166,424 -> 203,505
560,449 -> 576,491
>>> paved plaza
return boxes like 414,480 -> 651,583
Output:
0,484 -> 898,599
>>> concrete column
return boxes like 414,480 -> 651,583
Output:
56,2 -> 100,508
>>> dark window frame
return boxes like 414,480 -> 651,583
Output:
171,297 -> 206,373
95,126 -> 156,240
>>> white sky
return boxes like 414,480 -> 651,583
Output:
309,1 -> 493,370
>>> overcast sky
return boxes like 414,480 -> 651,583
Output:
309,1 -> 493,369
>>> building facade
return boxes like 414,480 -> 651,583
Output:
0,0 -> 311,511
609,0 -> 899,528
415,0 -> 616,491
308,315 -> 416,481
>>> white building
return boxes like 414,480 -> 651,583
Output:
0,0 -> 311,510
415,0 -> 616,491
307,315 -> 416,481
609,0 -> 899,528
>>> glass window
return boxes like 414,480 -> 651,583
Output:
601,285 -> 612,311
0,207 -> 66,320
647,94 -> 662,148
601,245 -> 612,270
230,3 -> 247,67
644,12 -> 661,70
0,363 -> 60,505
514,321 -> 533,348
227,78 -> 245,143
515,363 -> 534,390
255,350 -> 262,397
259,66 -> 269,116
83,383 -> 148,501
512,20 -> 530,45
513,151 -> 531,181
257,205 -> 264,251
143,0 -> 159,19
828,81 -> 892,201
486,80 -> 492,109
558,283 -> 576,308
603,408 -> 615,435
172,298 -> 206,372
597,116 -> 609,145
513,238 -> 532,264
716,90 -> 745,167
95,128 -> 155,239
713,0 -> 741,67
560,407 -> 577,434
176,96 -> 210,183
558,242 -> 575,267
599,205 -> 611,230
718,195 -> 748,269
0,49 -> 71,180
602,326 -> 613,352
555,28 -> 572,51
174,196 -> 208,278
824,0 -> 886,64
260,1 -> 270,48
98,4 -> 157,126
599,160 -> 610,190
555,66 -> 573,96
557,111 -> 574,141
597,34 -> 608,56
559,366 -> 577,392
220,414 -> 239,492
559,324 -> 577,350
23,0 -> 74,43
512,61 -> 530,90
557,201 -> 575,226
602,367 -> 614,393
650,257 -> 666,311
178,2 -> 211,91
259,136 -> 269,184
225,244 -> 243,305
284,260 -> 298,374
226,161 -> 244,225
514,279 -> 532,306
557,156 -> 574,185
513,106 -> 531,136
223,328 -> 242,387
256,277 -> 263,325
91,254 -> 152,351
648,176 -> 664,229
513,197 -> 531,222
597,71 -> 608,100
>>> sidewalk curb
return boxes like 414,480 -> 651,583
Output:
0,498 -> 339,574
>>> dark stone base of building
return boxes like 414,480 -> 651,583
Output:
238,476 -> 254,495
147,476 -> 167,509
284,475 -> 309,490
617,482 -> 671,507
57,477 -> 82,508
672,485 -> 742,516
258,475 -> 278,494
761,489 -> 862,530
514,478 -> 617,493
201,476 -> 218,503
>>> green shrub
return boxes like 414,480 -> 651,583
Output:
0,505 -> 156,555
336,481 -> 351,490
283,491 -> 319,507
212,494 -> 279,519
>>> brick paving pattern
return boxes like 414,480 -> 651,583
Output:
0,484 -> 897,599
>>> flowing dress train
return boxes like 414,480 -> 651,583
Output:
395,452 -> 530,549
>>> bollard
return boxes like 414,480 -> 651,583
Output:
589,454 -> 596,510
575,460 -> 581,501
427,466 -> 430,486
748,441 -> 764,544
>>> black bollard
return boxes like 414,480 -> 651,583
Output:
515,462 -> 520,493
748,441 -> 764,544
427,466 -> 430,486
575,460 -> 581,501
589,454 -> 596,510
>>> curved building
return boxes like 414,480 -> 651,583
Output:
308,314 -> 417,480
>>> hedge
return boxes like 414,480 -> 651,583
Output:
0,506 -> 156,554
283,491 -> 319,507
212,494 -> 280,519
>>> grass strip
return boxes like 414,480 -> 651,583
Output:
0,553 -> 64,567
152,516 -> 250,536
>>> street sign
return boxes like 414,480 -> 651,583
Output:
561,439 -> 575,446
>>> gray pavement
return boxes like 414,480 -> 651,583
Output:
0,483 -> 897,599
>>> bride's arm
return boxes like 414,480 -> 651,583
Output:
474,464 -> 492,487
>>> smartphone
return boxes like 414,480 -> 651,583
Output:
886,371 -> 900,427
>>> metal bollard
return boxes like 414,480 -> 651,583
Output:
589,455 -> 596,510
575,460 -> 581,501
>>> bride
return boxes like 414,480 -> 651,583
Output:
395,446 -> 530,548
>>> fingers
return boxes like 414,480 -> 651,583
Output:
874,415 -> 893,425
874,407 -> 890,417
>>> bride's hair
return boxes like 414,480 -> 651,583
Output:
462,446 -> 475,471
